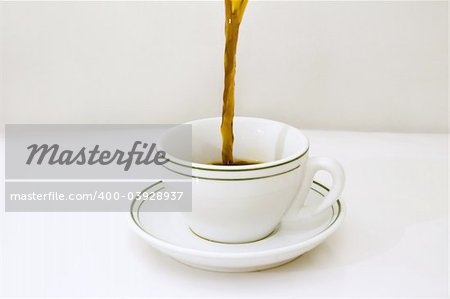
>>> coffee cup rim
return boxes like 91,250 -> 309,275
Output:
161,116 -> 310,171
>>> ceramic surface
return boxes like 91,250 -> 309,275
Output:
130,181 -> 345,272
158,117 -> 345,243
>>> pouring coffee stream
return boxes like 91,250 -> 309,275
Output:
220,0 -> 248,165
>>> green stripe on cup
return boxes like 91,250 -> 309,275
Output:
163,164 -> 301,181
166,146 -> 309,172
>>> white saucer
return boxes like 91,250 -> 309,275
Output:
130,181 -> 345,272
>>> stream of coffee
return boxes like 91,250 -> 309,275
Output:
220,0 -> 248,165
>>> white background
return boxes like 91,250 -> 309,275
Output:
0,1 -> 448,298
0,1 -> 447,132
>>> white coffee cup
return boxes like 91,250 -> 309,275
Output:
159,117 -> 345,243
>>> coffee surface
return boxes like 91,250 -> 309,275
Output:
210,159 -> 261,166
220,0 -> 248,165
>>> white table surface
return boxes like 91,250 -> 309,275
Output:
0,130 -> 448,298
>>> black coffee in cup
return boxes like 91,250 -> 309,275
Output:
210,159 -> 261,166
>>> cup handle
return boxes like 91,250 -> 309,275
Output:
284,156 -> 345,220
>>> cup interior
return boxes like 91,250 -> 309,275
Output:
159,117 -> 309,168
